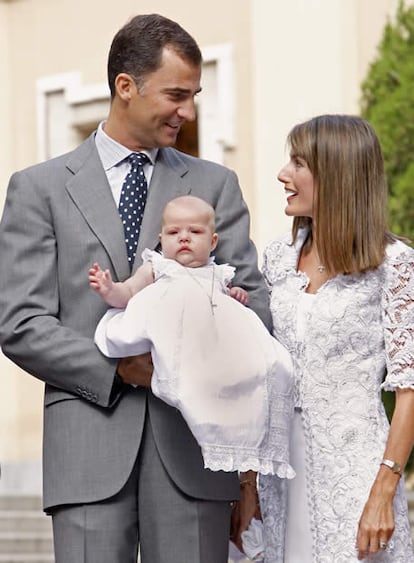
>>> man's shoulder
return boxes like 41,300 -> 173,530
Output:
13,134 -> 96,178
159,147 -> 232,175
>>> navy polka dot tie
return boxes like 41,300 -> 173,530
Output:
118,152 -> 149,270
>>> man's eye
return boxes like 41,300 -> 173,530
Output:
168,92 -> 186,101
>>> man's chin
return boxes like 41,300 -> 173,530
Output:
158,136 -> 179,148
160,127 -> 180,146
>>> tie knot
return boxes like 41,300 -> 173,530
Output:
128,152 -> 149,167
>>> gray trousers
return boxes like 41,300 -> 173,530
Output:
51,415 -> 232,563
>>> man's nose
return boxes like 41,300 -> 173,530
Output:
177,98 -> 197,122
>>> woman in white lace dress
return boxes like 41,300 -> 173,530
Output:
259,115 -> 414,562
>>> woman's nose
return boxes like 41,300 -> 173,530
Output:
277,163 -> 290,183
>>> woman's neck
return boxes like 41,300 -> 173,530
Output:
298,242 -> 329,294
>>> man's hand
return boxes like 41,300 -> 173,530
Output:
117,353 -> 153,387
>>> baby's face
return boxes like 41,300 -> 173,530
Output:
160,206 -> 218,268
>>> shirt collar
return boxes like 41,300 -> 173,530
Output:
95,121 -> 158,170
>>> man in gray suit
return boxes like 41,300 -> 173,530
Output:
0,13 -> 270,563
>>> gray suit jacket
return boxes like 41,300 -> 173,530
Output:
0,133 -> 272,511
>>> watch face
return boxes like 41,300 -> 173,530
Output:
382,459 -> 402,475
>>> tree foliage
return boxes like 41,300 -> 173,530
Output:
360,0 -> 414,475
361,0 -> 414,239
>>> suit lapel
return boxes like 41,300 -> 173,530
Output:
64,138 -> 192,277
135,148 -> 191,266
64,136 -> 130,280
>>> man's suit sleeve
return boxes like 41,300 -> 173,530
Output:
0,169 -> 121,408
212,167 -> 272,330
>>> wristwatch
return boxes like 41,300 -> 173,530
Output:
381,458 -> 403,476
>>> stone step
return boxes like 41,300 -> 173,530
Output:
0,556 -> 54,563
0,532 -> 53,555
0,511 -> 52,533
0,497 -> 42,512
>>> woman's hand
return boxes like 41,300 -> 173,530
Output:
355,474 -> 397,559
230,472 -> 261,553
356,388 -> 414,558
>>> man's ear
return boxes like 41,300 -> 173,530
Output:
114,73 -> 137,102
211,232 -> 219,251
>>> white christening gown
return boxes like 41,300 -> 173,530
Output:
95,250 -> 295,477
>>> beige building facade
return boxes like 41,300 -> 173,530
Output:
0,0 -> 408,493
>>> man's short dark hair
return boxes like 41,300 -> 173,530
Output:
107,14 -> 202,97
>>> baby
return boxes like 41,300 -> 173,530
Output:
92,195 -> 294,476
89,195 -> 248,309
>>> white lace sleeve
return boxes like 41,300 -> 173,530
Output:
212,262 -> 235,288
262,240 -> 284,291
141,248 -> 167,281
262,233 -> 295,291
382,241 -> 414,391
262,245 -> 276,291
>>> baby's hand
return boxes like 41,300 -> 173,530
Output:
229,286 -> 249,306
89,262 -> 114,297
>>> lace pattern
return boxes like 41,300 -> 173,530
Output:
259,230 -> 414,562
381,244 -> 414,391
